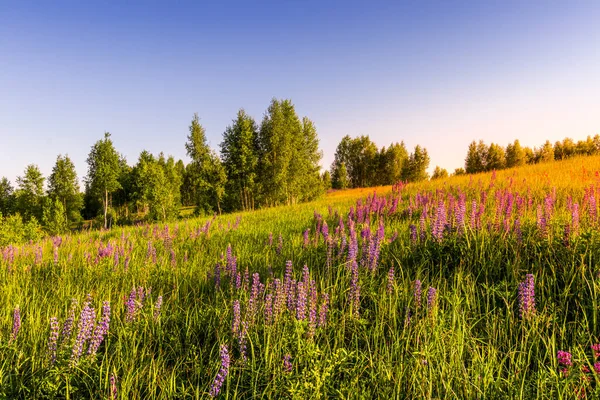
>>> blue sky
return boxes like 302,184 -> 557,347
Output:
1,1 -> 599,186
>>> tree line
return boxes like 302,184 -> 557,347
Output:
329,135 -> 431,189
0,99 -> 324,241
462,135 -> 600,174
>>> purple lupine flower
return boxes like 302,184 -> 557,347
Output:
349,260 -> 360,317
409,224 -> 417,245
88,301 -> 111,356
71,300 -> 95,364
514,218 -> 522,243
432,200 -> 446,242
427,287 -> 437,311
318,293 -> 329,328
232,300 -> 241,336
238,321 -> 248,362
307,282 -> 318,338
283,354 -> 293,373
10,306 -> 21,342
48,316 -> 60,364
594,362 -> 600,375
571,203 -> 580,235
264,293 -> 274,325
61,299 -> 78,344
153,296 -> 163,320
243,267 -> 250,292
414,280 -> 422,309
248,273 -> 261,322
557,350 -> 573,366
296,281 -> 307,321
109,374 -> 118,400
303,229 -> 310,248
387,267 -> 395,294
536,205 -> 547,237
126,288 -> 137,323
518,274 -> 536,319
347,220 -> 358,263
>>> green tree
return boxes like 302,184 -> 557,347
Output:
47,155 -> 82,224
376,142 -> 408,185
465,140 -> 487,173
453,168 -> 466,176
220,109 -> 259,211
185,113 -> 227,214
505,140 -> 527,168
534,140 -> 554,163
401,145 -> 430,182
42,197 -> 69,235
431,166 -> 449,180
293,117 -> 323,202
322,170 -> 332,191
257,99 -> 299,205
485,143 -> 506,171
575,136 -> 597,156
331,162 -> 349,189
331,135 -> 378,188
0,177 -> 15,215
15,164 -> 45,221
85,132 -> 122,229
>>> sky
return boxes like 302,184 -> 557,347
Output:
1,1 -> 599,186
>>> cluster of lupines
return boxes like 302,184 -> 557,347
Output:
518,274 -> 536,319
209,344 -> 230,397
125,286 -> 152,323
10,306 -> 21,342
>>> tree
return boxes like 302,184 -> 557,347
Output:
377,142 -> 408,185
575,136 -> 597,156
256,99 -> 321,205
505,140 -> 527,168
47,155 -> 82,224
15,164 -> 45,221
465,140 -> 487,174
185,113 -> 227,214
534,140 -> 554,163
220,109 -> 259,211
42,197 -> 69,235
485,143 -> 505,171
330,135 -> 378,188
401,145 -> 430,182
322,171 -> 332,191
431,166 -> 449,180
0,178 -> 15,215
332,162 -> 349,189
453,168 -> 466,176
85,132 -> 122,229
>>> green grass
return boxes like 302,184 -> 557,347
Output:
2,157 -> 600,398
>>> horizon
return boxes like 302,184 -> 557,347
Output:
2,1 -> 599,185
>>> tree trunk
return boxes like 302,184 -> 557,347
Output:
104,189 -> 108,229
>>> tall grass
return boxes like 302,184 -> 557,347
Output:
1,156 -> 600,399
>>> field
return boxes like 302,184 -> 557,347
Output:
2,155 -> 600,399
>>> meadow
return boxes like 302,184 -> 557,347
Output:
2,155 -> 600,399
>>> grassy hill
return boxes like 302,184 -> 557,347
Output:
1,155 -> 600,398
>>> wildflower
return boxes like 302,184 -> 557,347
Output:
209,345 -> 230,397
427,287 -> 437,311
595,362 -> 600,374
387,267 -> 395,294
414,280 -> 422,309
518,274 -> 536,319
153,296 -> 163,320
264,294 -> 273,325
88,301 -> 111,356
61,299 -> 78,344
283,354 -> 293,373
318,293 -> 329,328
296,281 -> 307,321
557,350 -> 573,367
125,288 -> 137,323
109,374 -> 118,400
71,299 -> 95,364
10,306 -> 21,342
592,343 -> 600,358
48,316 -> 59,364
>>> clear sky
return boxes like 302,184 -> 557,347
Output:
1,1 -> 599,186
